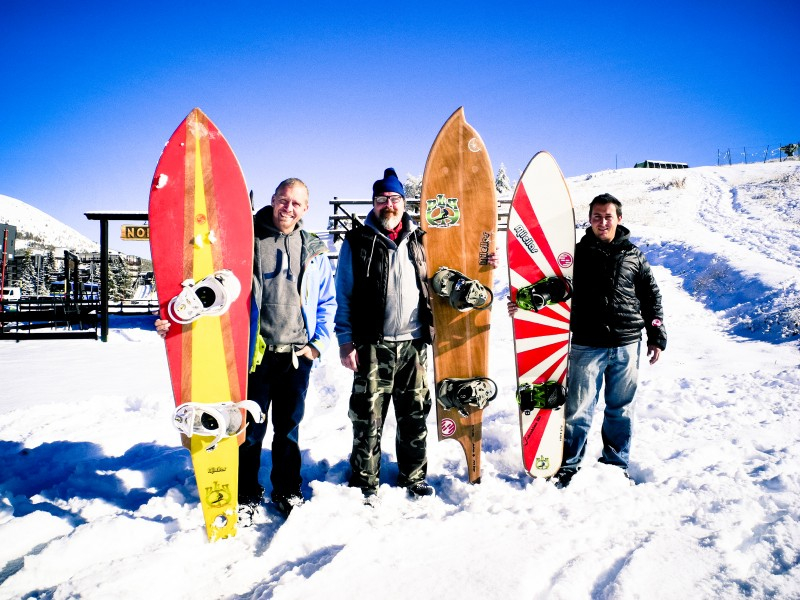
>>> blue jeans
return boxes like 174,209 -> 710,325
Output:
562,342 -> 641,471
239,351 -> 313,503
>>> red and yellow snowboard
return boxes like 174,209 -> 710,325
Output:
149,108 -> 253,539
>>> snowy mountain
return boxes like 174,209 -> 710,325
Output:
0,193 -> 99,254
1,161 -> 799,600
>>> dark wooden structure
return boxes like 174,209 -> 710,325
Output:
84,211 -> 149,342
1,250 -> 99,340
634,160 -> 689,169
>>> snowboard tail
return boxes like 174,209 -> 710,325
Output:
521,406 -> 564,477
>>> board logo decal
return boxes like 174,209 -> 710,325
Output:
557,252 -> 574,268
425,194 -> 461,228
467,137 -> 482,152
478,231 -> 492,265
535,455 -> 550,471
205,482 -> 232,507
513,224 -> 539,255
441,418 -> 457,437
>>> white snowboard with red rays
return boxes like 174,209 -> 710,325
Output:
507,151 -> 576,478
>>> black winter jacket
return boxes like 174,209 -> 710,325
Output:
570,225 -> 667,350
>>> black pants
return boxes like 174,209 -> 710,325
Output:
238,351 -> 312,504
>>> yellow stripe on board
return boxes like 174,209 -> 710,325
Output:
186,113 -> 238,540
190,126 -> 230,403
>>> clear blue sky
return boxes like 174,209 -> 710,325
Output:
1,1 -> 797,254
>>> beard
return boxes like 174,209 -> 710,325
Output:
378,206 -> 402,230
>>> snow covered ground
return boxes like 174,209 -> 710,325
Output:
1,161 -> 799,599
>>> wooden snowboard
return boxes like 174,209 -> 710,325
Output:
421,107 -> 496,484
149,108 -> 253,540
507,151 -> 575,478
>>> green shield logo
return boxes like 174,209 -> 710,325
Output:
425,194 -> 461,228
535,455 -> 550,471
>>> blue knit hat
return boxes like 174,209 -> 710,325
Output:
372,168 -> 405,198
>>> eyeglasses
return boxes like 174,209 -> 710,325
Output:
374,194 -> 403,205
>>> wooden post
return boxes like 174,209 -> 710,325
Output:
100,218 -> 109,342
1,229 -> 7,314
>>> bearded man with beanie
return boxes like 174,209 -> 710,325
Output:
334,168 -> 436,502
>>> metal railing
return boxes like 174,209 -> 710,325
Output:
328,197 -> 511,244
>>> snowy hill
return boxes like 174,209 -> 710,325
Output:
566,162 -> 800,342
0,193 -> 99,253
1,161 -> 799,599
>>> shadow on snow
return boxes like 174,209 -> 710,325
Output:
636,237 -> 798,344
0,439 -> 191,526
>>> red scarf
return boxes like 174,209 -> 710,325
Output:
383,220 -> 403,242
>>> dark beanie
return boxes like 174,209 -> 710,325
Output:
372,168 -> 405,198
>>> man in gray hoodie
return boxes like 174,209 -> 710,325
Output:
334,168 -> 436,502
157,178 -> 336,520
242,178 -> 336,516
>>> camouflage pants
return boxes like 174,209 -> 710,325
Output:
348,339 -> 432,494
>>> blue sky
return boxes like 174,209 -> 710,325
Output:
1,1 -> 797,253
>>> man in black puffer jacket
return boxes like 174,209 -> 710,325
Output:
553,193 -> 667,488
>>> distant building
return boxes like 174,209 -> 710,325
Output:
634,160 -> 689,169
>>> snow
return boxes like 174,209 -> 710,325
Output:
2,161 -> 800,599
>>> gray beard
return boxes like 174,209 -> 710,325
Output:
379,211 -> 402,231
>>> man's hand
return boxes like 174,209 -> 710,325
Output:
487,251 -> 500,269
506,297 -> 518,318
295,344 -> 320,361
339,342 -> 359,372
155,318 -> 170,339
647,345 -> 661,365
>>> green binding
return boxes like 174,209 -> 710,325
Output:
517,381 -> 566,414
515,276 -> 572,312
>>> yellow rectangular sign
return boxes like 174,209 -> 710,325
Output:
121,224 -> 150,240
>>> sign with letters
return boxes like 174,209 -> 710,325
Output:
121,224 -> 150,241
